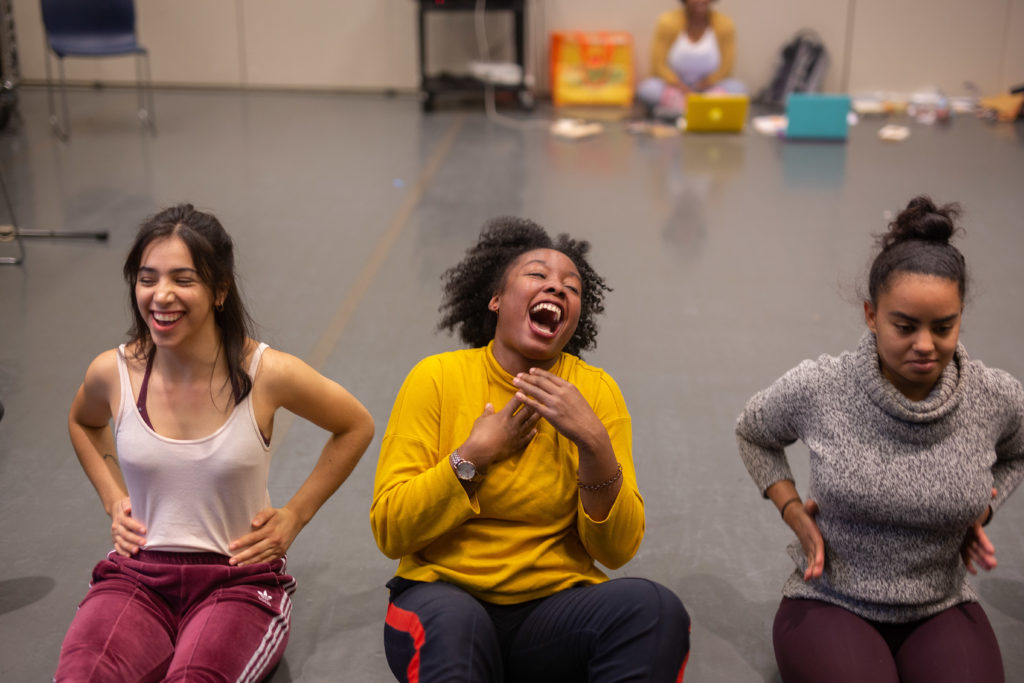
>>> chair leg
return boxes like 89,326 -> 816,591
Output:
135,51 -> 156,134
43,43 -> 69,141
0,170 -> 25,265
57,57 -> 71,139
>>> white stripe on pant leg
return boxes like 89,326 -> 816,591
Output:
237,596 -> 291,683
237,598 -> 291,683
236,564 -> 296,683
237,593 -> 292,683
252,597 -> 292,677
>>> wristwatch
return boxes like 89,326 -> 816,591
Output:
449,450 -> 478,481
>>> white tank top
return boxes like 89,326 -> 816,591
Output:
114,343 -> 273,554
667,26 -> 721,87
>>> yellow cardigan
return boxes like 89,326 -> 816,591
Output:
650,8 -> 737,87
370,343 -> 645,605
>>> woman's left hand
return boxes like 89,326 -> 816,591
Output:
513,368 -> 604,448
228,507 -> 303,566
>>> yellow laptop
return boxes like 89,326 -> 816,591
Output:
685,94 -> 749,133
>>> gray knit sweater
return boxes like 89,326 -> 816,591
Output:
736,332 -> 1024,623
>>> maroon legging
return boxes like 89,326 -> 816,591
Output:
773,597 -> 1004,683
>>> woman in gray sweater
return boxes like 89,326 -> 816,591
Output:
736,196 -> 1024,682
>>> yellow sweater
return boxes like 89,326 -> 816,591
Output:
370,343 -> 645,605
650,8 -> 736,87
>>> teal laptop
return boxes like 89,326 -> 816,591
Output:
785,93 -> 851,140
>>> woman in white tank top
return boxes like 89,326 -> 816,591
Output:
637,0 -> 747,117
56,204 -> 374,682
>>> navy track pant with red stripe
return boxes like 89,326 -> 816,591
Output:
384,577 -> 690,682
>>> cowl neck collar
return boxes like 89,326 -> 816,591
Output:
855,331 -> 967,424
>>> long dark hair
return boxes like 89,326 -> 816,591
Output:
438,216 -> 611,357
868,195 -> 967,306
123,204 -> 255,403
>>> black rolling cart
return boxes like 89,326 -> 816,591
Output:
0,0 -> 19,130
416,0 -> 533,112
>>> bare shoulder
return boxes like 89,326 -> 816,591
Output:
83,348 -> 122,392
255,346 -> 308,380
252,346 -> 324,399
73,348 -> 122,422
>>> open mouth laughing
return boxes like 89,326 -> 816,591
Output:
529,301 -> 564,337
151,311 -> 185,329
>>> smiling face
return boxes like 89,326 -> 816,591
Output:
489,248 -> 582,373
864,272 -> 962,401
135,235 -> 222,350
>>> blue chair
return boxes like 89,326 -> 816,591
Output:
39,0 -> 155,140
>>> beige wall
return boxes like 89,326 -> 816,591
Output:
847,0 -> 1020,94
12,0 -> 1023,96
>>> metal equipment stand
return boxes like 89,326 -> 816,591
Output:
0,1 -> 109,265
0,170 -> 110,266
0,0 -> 20,131
417,0 -> 532,112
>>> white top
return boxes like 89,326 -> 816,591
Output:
114,343 -> 273,554
667,27 -> 721,87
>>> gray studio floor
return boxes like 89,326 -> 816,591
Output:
2,86 -> 1023,682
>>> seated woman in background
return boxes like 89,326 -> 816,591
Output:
56,204 -> 375,682
736,196 -> 1024,683
637,0 -> 746,118
371,217 -> 690,682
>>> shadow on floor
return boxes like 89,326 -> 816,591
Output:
675,572 -> 782,683
977,577 -> 1024,623
0,576 -> 55,615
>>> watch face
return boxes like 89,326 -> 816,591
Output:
456,460 -> 476,480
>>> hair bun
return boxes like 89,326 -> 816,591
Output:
881,195 -> 961,249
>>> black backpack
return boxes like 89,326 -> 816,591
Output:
757,30 -> 829,109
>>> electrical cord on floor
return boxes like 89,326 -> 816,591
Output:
474,0 -> 549,131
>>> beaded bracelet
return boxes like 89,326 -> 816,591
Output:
578,463 -> 623,491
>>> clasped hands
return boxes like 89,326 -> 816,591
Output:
459,368 -> 604,471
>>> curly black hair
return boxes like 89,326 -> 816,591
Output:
438,216 -> 611,357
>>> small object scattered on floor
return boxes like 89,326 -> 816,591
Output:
655,121 -> 682,137
852,99 -> 888,115
752,115 -> 787,136
625,120 -> 681,137
878,124 -> 910,142
550,118 -> 604,139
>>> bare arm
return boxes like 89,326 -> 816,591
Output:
68,350 -> 147,555
229,350 -> 374,565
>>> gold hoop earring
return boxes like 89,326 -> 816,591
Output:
216,302 -> 225,312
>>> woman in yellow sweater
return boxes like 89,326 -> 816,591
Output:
371,217 -> 690,681
638,0 -> 746,117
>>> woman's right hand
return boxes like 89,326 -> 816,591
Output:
458,398 -> 540,471
785,499 -> 825,581
111,497 -> 146,556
